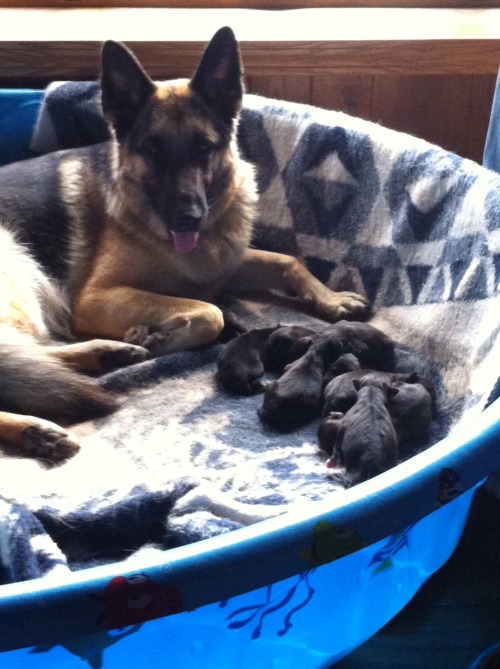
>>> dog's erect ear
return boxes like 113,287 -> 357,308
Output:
101,40 -> 155,140
190,27 -> 243,125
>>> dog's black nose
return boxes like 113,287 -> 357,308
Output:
174,202 -> 205,231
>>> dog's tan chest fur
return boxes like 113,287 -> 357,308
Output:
80,223 -> 244,301
75,145 -> 257,303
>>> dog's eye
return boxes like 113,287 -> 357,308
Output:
193,134 -> 214,156
142,136 -> 164,162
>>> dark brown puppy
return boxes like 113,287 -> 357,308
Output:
331,379 -> 399,487
264,325 -> 317,374
322,369 -> 431,417
388,380 -> 434,452
258,341 -> 334,431
258,326 -> 374,431
315,320 -> 396,371
216,326 -> 278,395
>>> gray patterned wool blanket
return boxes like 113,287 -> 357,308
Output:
0,83 -> 499,584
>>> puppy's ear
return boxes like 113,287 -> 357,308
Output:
405,371 -> 419,383
101,40 -> 155,140
352,379 -> 362,392
387,385 -> 399,398
190,27 -> 243,125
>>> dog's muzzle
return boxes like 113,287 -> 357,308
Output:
169,201 -> 206,253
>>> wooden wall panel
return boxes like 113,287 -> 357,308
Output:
311,75 -> 375,120
248,73 -> 496,164
0,6 -> 496,165
371,74 -> 496,163
246,75 -> 312,105
467,74 -> 498,163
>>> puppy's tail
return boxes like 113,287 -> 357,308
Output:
0,333 -> 117,422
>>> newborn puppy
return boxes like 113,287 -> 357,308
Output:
317,320 -> 396,371
388,380 -> 434,453
332,380 -> 399,487
216,326 -> 278,395
259,343 -> 328,431
322,369 -> 429,417
264,325 -> 317,373
322,370 -> 393,416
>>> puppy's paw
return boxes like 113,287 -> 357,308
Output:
99,342 -> 151,371
314,291 -> 371,322
21,421 -> 80,463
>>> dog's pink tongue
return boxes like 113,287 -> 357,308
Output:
171,231 -> 200,253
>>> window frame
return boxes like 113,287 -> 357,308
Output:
0,0 -> 497,8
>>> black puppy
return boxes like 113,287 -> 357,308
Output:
216,326 -> 278,395
258,341 -> 332,431
258,321 -> 396,431
264,324 -> 317,374
322,369 -> 430,417
330,379 -> 399,487
388,380 -> 434,452
316,320 -> 396,371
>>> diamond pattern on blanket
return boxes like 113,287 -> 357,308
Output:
241,104 -> 498,308
283,124 -> 379,243
454,258 -> 494,301
238,108 -> 279,194
387,151 -> 476,244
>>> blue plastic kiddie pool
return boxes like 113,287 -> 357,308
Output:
0,87 -> 499,668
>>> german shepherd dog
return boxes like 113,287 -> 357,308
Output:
0,27 -> 369,462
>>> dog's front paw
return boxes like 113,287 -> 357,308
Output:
21,422 -> 80,463
315,291 -> 371,322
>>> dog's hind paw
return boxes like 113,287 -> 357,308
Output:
21,422 -> 80,463
125,325 -> 168,357
125,317 -> 190,357
99,342 -> 151,371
